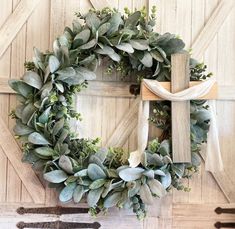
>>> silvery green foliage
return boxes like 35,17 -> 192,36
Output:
9,6 -> 211,220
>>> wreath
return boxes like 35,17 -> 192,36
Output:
9,7 -> 212,220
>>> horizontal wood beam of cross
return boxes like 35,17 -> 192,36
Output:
141,53 -> 217,163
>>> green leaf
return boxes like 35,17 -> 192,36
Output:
74,29 -> 90,45
145,152 -> 164,167
118,167 -> 144,181
75,67 -> 96,80
95,45 -> 114,55
28,132 -> 50,145
125,11 -> 141,28
21,103 -> 36,124
107,13 -> 123,35
139,184 -> 153,204
59,155 -> 73,174
154,170 -> 166,176
8,80 -> 33,98
95,45 -> 120,61
101,180 -> 113,198
74,169 -> 88,177
116,43 -> 134,53
139,52 -> 153,67
87,163 -> 106,180
57,67 -> 76,78
143,170 -> 154,179
53,118 -> 64,135
43,170 -> 68,183
172,164 -> 185,178
130,40 -> 149,50
55,83 -> 64,93
192,110 -> 211,123
109,52 -> 121,62
73,185 -> 85,203
23,71 -> 42,89
163,38 -> 185,55
59,182 -> 76,202
35,147 -> 55,157
103,192 -> 122,208
160,172 -> 171,189
79,54 -> 96,66
158,140 -> 170,156
97,22 -> 111,36
128,180 -> 141,198
57,129 -> 69,143
86,12 -> 101,33
87,187 -> 104,207
49,55 -> 60,73
150,50 -> 164,62
94,148 -> 108,163
13,121 -> 34,136
89,179 -> 106,189
79,39 -> 97,50
147,179 -> 166,197
192,152 -> 201,166
53,39 -> 62,59
72,19 -> 82,34
38,107 -> 51,124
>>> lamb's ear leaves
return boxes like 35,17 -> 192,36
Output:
139,184 -> 153,204
43,170 -> 68,183
35,147 -> 55,158
161,172 -> 172,189
125,11 -> 141,28
103,192 -> 122,208
9,80 -> 33,98
59,182 -> 77,202
147,179 -> 166,197
23,71 -> 43,89
97,23 -> 111,36
13,121 -> 34,136
107,12 -> 123,35
59,155 -> 74,174
38,107 -> 51,124
118,167 -> 144,181
28,132 -> 50,145
87,187 -> 104,207
49,55 -> 60,73
87,164 -> 106,180
73,185 -> 85,203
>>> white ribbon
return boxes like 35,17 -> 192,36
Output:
128,78 -> 223,172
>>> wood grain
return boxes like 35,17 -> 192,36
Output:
89,0 -> 111,10
0,117 -> 45,204
191,0 -> 235,60
171,53 -> 191,163
104,98 -> 139,147
0,0 -> 40,58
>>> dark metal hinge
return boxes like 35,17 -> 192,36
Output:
17,220 -> 101,229
16,206 -> 101,229
215,207 -> 235,215
17,206 -> 91,215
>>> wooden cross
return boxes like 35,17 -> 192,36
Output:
141,53 -> 218,163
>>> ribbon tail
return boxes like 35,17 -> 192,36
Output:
205,100 -> 224,172
128,100 -> 149,168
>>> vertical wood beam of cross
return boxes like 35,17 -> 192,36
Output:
171,53 -> 191,162
141,53 -> 217,163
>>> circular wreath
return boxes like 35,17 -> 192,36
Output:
9,7 -> 212,219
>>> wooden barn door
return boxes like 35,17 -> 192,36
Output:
0,0 -> 234,228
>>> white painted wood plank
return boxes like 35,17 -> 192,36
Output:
191,0 -> 235,60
